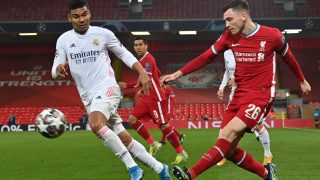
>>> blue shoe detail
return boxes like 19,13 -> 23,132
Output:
129,166 -> 144,180
264,163 -> 278,180
159,164 -> 172,180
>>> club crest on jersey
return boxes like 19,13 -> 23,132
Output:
259,41 -> 266,51
93,39 -> 99,46
145,62 -> 151,72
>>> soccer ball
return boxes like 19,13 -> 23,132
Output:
35,108 -> 66,138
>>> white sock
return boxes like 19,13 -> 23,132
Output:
258,127 -> 272,157
97,126 -> 137,169
127,139 -> 164,174
254,130 -> 260,139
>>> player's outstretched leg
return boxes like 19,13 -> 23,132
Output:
95,125 -> 141,178
114,121 -> 172,179
172,166 -> 191,180
126,139 -> 171,179
228,147 -> 272,179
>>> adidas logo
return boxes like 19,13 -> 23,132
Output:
96,96 -> 102,99
70,43 -> 76,48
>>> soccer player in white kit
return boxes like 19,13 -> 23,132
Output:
216,49 -> 273,167
51,1 -> 171,180
217,49 -> 237,101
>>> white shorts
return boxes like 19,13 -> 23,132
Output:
84,86 -> 122,125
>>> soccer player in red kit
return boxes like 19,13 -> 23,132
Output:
162,0 -> 311,179
119,36 -> 188,164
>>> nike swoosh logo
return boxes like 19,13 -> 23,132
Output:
231,43 -> 240,47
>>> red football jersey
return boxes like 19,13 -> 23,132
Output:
139,52 -> 166,102
181,24 -> 305,96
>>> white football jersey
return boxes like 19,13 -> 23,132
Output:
219,49 -> 236,90
52,26 -> 138,101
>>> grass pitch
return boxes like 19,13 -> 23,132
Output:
0,128 -> 319,180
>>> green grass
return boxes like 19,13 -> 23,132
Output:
0,128 -> 319,179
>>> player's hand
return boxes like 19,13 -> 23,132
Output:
300,80 -> 311,94
161,70 -> 183,83
118,82 -> 128,89
217,89 -> 224,100
228,78 -> 236,88
137,71 -> 151,95
56,62 -> 69,78
137,89 -> 145,97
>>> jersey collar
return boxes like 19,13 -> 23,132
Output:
73,25 -> 92,35
139,51 -> 149,61
245,23 -> 260,38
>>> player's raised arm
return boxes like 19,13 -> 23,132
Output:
180,47 -> 217,76
162,47 -> 217,83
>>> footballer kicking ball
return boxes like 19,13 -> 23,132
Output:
35,108 -> 66,138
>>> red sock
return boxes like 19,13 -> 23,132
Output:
131,120 -> 155,145
229,147 -> 267,178
162,125 -> 183,153
174,128 -> 182,137
161,132 -> 166,143
189,139 -> 230,179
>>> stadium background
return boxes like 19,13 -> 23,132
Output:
0,1 -> 320,180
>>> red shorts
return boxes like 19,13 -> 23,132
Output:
221,88 -> 274,131
132,100 -> 169,125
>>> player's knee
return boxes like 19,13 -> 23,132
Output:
89,112 -> 107,133
218,128 -> 237,142
89,121 -> 104,134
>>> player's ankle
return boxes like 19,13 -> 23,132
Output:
263,168 -> 268,179
189,168 -> 196,179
